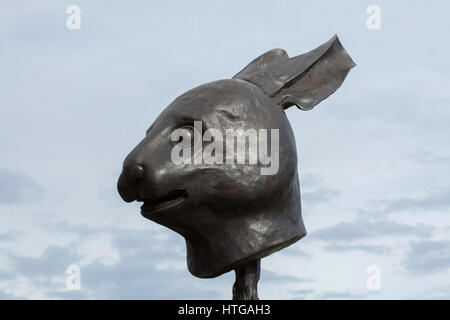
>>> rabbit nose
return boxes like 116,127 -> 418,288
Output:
117,163 -> 145,202
127,163 -> 145,179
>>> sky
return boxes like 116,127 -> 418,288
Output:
0,0 -> 449,299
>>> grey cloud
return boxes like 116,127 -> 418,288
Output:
0,289 -> 15,299
300,173 -> 340,205
0,270 -> 11,282
0,168 -> 43,204
47,290 -> 87,300
97,185 -> 126,207
13,245 -> 82,278
403,240 -> 450,275
78,253 -> 224,300
2,220 -> 315,299
302,188 -> 341,205
383,192 -> 450,214
324,243 -> 392,255
406,150 -> 450,165
77,227 -> 231,299
0,232 -> 15,242
419,284 -> 450,299
317,290 -> 380,300
312,218 -> 433,242
2,226 -> 230,299
290,288 -> 315,300
282,243 -> 312,258
359,190 -> 450,216
0,244 -> 85,299
299,174 -> 322,188
261,270 -> 315,284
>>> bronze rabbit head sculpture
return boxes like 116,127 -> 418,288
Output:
118,35 -> 355,299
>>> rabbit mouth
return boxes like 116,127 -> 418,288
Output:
140,190 -> 188,213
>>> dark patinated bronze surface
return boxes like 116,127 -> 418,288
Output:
117,35 -> 355,299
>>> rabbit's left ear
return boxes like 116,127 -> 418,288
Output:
233,35 -> 356,110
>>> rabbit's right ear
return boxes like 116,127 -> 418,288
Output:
233,35 -> 356,110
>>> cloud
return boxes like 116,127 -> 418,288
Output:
12,245 -> 82,278
261,270 -> 314,284
0,243 -> 86,299
403,240 -> 450,275
317,290 -> 380,300
0,225 -> 231,299
0,232 -> 14,242
312,218 -> 433,242
290,288 -> 315,300
324,243 -> 392,255
359,190 -> 450,216
299,174 -> 323,188
282,243 -> 313,258
300,173 -> 340,205
419,284 -> 450,299
0,221 -> 318,299
76,253 -> 224,300
406,150 -> 450,165
381,192 -> 450,214
302,188 -> 341,205
0,168 -> 43,204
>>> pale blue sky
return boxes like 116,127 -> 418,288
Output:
0,0 -> 449,299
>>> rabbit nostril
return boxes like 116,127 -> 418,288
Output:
127,164 -> 145,179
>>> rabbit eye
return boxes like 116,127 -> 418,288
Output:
171,125 -> 196,148
178,126 -> 195,147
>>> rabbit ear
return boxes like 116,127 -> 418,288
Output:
233,48 -> 289,81
233,35 -> 356,110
